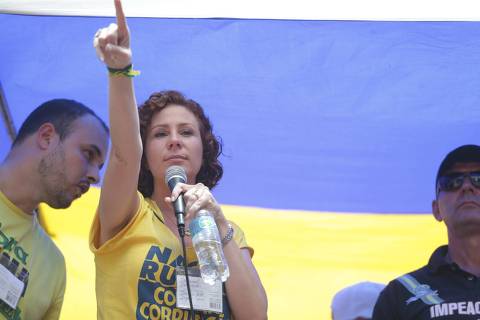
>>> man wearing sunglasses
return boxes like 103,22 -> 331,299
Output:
373,144 -> 480,320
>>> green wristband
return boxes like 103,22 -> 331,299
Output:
107,64 -> 140,77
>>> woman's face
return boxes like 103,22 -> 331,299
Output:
145,104 -> 203,186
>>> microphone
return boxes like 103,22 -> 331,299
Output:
165,166 -> 187,233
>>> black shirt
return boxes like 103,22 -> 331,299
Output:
373,245 -> 480,320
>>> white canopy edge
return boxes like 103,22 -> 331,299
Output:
1,0 -> 480,21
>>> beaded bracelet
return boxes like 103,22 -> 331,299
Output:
221,224 -> 234,246
107,64 -> 140,77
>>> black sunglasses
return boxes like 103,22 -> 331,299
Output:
437,171 -> 480,193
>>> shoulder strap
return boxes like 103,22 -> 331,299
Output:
397,274 -> 444,305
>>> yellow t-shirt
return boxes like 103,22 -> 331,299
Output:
0,191 -> 66,320
90,192 -> 251,320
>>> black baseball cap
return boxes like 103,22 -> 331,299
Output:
436,145 -> 480,185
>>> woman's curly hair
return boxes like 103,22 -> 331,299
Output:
138,90 -> 223,197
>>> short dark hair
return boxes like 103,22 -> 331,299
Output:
12,99 -> 109,147
138,90 -> 223,197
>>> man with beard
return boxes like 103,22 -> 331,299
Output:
373,144 -> 480,320
0,99 -> 108,320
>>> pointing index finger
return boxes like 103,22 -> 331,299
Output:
114,0 -> 128,33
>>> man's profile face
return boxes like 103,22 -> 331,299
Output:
39,115 -> 108,209
433,162 -> 480,236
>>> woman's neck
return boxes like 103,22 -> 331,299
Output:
150,181 -> 175,217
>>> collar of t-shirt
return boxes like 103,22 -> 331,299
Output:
427,245 -> 476,277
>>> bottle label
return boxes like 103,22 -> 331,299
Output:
176,266 -> 223,313
189,215 -> 216,237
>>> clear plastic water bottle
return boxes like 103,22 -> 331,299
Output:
189,209 -> 230,285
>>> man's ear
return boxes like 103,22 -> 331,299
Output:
36,123 -> 59,150
432,199 -> 443,222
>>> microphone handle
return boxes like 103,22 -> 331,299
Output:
173,193 -> 186,227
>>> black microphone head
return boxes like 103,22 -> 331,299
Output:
165,166 -> 187,191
